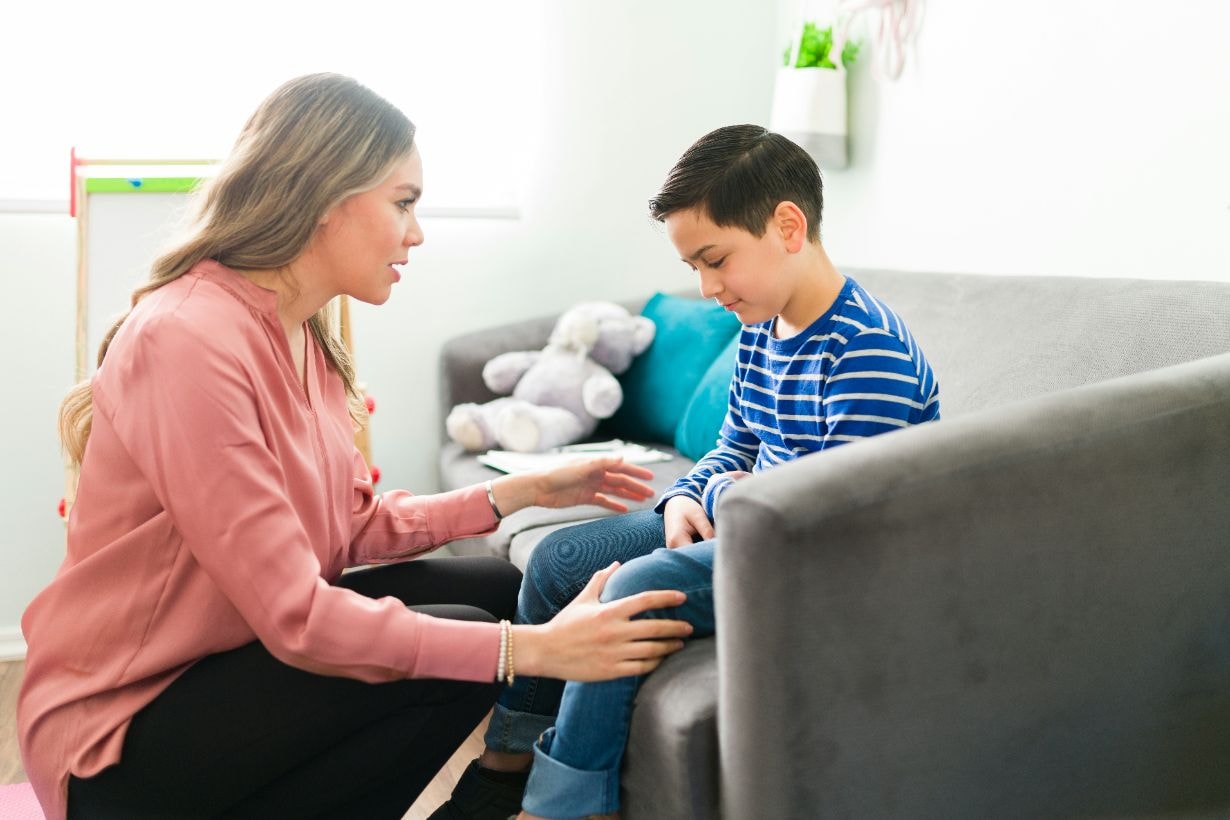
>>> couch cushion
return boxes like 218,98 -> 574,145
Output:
674,333 -> 740,462
602,293 -> 742,446
622,638 -> 719,820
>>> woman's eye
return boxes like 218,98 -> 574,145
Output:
396,198 -> 417,212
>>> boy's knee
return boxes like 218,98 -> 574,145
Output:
599,551 -> 670,604
524,530 -> 577,590
522,529 -> 597,611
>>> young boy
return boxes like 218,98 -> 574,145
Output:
432,124 -> 940,820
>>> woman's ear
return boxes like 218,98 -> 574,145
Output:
773,201 -> 808,253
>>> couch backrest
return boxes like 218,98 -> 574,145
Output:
848,268 -> 1230,418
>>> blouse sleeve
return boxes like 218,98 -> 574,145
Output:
346,452 -> 499,567
347,450 -> 500,566
95,319 -> 500,683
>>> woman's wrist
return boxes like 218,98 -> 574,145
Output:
489,473 -> 543,517
509,624 -> 547,678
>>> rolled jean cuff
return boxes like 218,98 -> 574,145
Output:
483,702 -> 558,754
521,728 -> 620,818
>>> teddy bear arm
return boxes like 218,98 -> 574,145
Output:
630,316 -> 656,354
582,371 -> 624,419
483,350 -> 540,394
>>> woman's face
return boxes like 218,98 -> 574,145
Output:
316,148 -> 424,305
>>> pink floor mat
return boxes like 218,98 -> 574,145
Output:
0,782 -> 44,819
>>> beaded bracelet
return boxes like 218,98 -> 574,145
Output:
505,621 -> 516,686
496,619 -> 515,684
497,619 -> 508,683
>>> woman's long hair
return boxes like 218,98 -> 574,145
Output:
60,73 -> 416,465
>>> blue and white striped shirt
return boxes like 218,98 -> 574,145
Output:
659,277 -> 940,519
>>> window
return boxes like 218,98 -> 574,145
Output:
1,1 -> 541,214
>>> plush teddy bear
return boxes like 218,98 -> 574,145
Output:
446,301 -> 655,453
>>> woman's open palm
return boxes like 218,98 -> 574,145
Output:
534,457 -> 655,512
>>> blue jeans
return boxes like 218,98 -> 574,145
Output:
484,510 -> 669,753
482,511 -> 716,818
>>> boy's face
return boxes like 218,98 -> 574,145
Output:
665,206 -> 797,326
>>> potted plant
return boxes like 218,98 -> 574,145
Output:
770,22 -> 860,168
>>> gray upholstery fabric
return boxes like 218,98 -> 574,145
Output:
845,268 -> 1230,417
717,352 -> 1230,819
623,640 -> 719,820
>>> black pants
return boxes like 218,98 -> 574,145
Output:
68,556 -> 522,819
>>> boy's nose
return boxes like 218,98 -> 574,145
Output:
698,271 -> 722,300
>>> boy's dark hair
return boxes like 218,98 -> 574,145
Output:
649,124 -> 824,242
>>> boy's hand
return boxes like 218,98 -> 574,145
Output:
663,495 -> 715,548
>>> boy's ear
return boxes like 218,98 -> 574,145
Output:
772,201 -> 808,253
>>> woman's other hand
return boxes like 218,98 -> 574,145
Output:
515,561 -> 692,681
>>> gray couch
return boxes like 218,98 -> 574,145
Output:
437,268 -> 1230,819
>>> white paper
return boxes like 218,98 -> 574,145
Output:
477,440 -> 674,474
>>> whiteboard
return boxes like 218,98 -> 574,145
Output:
80,187 -> 195,374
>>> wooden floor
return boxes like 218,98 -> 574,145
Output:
0,660 -> 482,819
0,662 -> 26,787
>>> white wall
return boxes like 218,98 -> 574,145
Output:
0,0 -> 781,651
820,0 -> 1230,280
0,215 -> 77,656
3,0 -> 1229,650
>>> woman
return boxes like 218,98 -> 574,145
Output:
18,73 -> 692,820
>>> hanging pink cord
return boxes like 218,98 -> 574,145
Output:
834,0 -> 924,81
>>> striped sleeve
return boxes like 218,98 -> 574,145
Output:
701,473 -> 738,519
821,328 -> 927,443
656,376 -> 759,513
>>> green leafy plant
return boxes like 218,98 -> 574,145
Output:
782,22 -> 860,69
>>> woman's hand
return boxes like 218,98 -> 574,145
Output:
534,456 -> 655,511
489,457 -> 655,517
662,495 -> 715,548
515,562 -> 693,681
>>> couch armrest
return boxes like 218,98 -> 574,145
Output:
716,352 -> 1230,819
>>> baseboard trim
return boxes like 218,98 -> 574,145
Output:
0,628 -> 27,661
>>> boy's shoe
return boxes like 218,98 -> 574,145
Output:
428,759 -> 529,820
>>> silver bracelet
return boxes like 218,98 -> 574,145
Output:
485,479 -> 504,520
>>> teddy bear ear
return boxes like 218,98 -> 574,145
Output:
550,310 -> 600,350
589,313 -> 656,374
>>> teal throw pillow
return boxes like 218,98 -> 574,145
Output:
602,293 -> 742,445
674,333 -> 740,461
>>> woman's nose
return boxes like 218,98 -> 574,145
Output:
404,216 -> 424,248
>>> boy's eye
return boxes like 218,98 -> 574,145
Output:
705,257 -> 726,269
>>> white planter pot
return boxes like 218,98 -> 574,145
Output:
769,66 -> 849,169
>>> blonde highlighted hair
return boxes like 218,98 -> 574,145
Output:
60,73 -> 416,465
